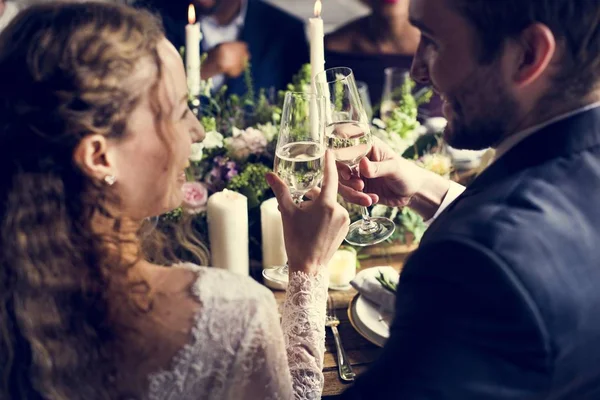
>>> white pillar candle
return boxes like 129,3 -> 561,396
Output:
260,197 -> 287,269
207,189 -> 249,276
186,4 -> 201,97
328,248 -> 357,289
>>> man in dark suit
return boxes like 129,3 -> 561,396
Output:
135,0 -> 309,97
337,0 -> 600,398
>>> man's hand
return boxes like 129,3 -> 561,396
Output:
338,136 -> 453,220
201,41 -> 250,79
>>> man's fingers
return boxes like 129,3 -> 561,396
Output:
360,157 -> 399,179
320,150 -> 339,202
338,184 -> 374,207
265,172 -> 295,213
340,176 -> 365,192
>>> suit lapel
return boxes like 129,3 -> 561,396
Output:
421,106 -> 600,242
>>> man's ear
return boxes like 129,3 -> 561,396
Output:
72,134 -> 116,181
511,23 -> 556,88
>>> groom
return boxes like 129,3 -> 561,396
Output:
330,0 -> 600,398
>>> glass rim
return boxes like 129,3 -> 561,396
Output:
383,67 -> 411,76
283,90 -> 326,99
315,66 -> 355,84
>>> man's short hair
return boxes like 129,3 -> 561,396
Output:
453,0 -> 600,100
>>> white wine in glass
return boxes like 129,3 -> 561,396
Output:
263,91 -> 326,287
316,67 -> 395,247
326,121 -> 371,166
274,141 -> 325,203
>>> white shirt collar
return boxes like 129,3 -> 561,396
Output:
200,0 -> 247,30
493,101 -> 600,162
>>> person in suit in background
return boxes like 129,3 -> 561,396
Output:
135,0 -> 309,97
326,0 -> 600,397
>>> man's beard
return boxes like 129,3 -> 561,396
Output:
443,67 -> 519,151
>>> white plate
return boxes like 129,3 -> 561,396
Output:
348,294 -> 391,347
348,294 -> 393,348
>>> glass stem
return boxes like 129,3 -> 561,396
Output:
361,206 -> 372,225
292,193 -> 303,205
349,163 -> 378,234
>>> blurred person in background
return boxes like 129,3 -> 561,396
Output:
135,0 -> 309,97
325,0 -> 441,117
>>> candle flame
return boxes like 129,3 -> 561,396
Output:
313,0 -> 322,18
188,4 -> 196,24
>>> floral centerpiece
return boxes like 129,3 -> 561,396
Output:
162,63 -> 450,264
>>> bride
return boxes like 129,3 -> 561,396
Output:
0,2 -> 349,399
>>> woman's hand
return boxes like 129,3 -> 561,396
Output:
266,151 -> 350,276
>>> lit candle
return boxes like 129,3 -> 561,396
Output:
207,189 -> 249,276
260,197 -> 287,269
309,0 -> 325,138
327,247 -> 357,290
308,0 -> 325,82
186,4 -> 201,97
309,0 -> 325,84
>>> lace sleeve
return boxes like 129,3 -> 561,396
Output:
230,268 -> 328,400
281,269 -> 329,399
146,265 -> 328,400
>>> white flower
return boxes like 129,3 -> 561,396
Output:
189,142 -> 204,161
231,126 -> 244,137
256,122 -> 278,142
417,153 -> 453,177
225,127 -> 268,161
202,130 -> 224,149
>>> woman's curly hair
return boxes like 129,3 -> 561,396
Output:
0,2 -> 208,399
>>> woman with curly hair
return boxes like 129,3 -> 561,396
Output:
0,2 -> 349,399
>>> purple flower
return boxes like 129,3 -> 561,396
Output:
205,156 -> 239,192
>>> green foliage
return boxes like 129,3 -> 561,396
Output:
384,78 -> 421,140
226,164 -> 272,208
394,208 -> 427,243
161,206 -> 183,223
200,116 -> 217,132
376,271 -> 398,294
284,63 -> 313,94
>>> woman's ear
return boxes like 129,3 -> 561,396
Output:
73,134 -> 115,181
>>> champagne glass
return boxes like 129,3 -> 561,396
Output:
263,91 -> 326,285
380,67 -> 411,122
356,81 -> 373,122
315,67 -> 395,247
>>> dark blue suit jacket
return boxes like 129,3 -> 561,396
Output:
343,107 -> 600,399
136,0 -> 308,97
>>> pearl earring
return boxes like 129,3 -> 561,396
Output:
103,175 -> 117,186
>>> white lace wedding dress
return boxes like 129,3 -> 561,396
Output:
147,264 -> 328,400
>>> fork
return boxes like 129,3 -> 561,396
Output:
326,295 -> 356,382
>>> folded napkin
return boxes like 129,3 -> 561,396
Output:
350,267 -> 399,313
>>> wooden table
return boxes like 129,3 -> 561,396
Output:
272,251 -> 411,398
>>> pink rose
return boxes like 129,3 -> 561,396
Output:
225,127 -> 268,161
181,182 -> 208,214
